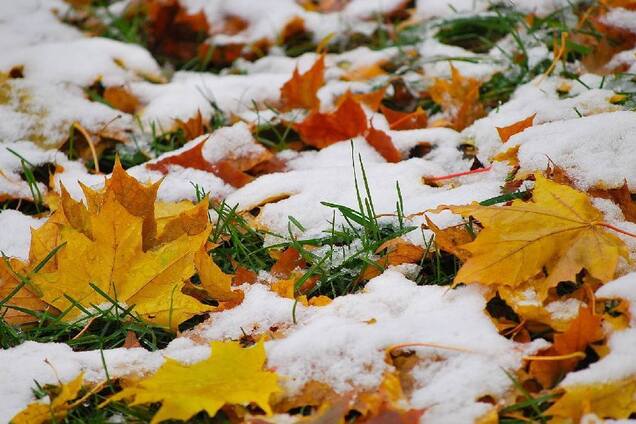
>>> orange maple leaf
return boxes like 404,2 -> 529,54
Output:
365,125 -> 401,163
271,247 -> 305,278
146,140 -> 253,188
380,105 -> 428,130
529,305 -> 604,388
295,93 -> 368,148
496,113 -> 536,142
103,86 -> 139,114
280,56 -> 325,111
428,66 -> 484,130
174,110 -> 207,141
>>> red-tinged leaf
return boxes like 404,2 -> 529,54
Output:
529,305 -> 604,388
233,266 -> 257,285
342,86 -> 388,112
214,160 -> 253,188
271,248 -> 305,278
589,181 -> 636,224
428,66 -> 484,130
175,110 -> 207,141
380,105 -> 428,130
280,56 -> 325,111
295,94 -> 368,148
146,140 -> 253,188
365,126 -> 401,163
147,140 -> 212,174
103,86 -> 139,114
496,113 -> 536,142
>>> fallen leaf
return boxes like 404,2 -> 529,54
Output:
270,247 -> 305,278
589,181 -> 636,224
12,373 -> 85,424
365,126 -> 401,163
146,139 -> 254,188
103,86 -> 139,114
174,110 -> 207,141
547,378 -> 636,422
380,105 -> 428,130
109,340 -> 281,423
280,56 -> 325,111
529,305 -> 604,388
440,175 -> 629,288
194,249 -> 243,302
425,216 -> 472,261
30,166 -> 213,329
361,239 -> 424,280
295,93 -> 368,148
428,66 -> 484,130
496,113 -> 536,142
0,258 -> 48,325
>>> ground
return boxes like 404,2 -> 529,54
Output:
1,0 -> 636,423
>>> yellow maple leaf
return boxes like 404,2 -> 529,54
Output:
0,258 -> 48,325
12,373 -> 85,424
440,175 -> 629,288
109,340 -> 281,423
29,163 -> 213,329
547,378 -> 636,422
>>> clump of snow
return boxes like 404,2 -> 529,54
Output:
133,72 -> 288,129
0,38 -> 161,87
265,271 -> 544,419
201,122 -> 267,164
560,328 -> 636,386
465,76 -> 620,160
506,111 -> 636,190
0,79 -> 132,148
0,338 -> 211,421
0,0 -> 80,50
597,273 -> 636,326
0,210 -> 44,260
193,283 -> 309,341
601,8 -> 636,34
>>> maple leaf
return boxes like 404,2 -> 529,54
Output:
425,216 -> 472,261
146,139 -> 254,188
103,86 -> 139,114
528,305 -> 604,388
109,340 -> 281,423
30,164 -> 213,329
12,373 -> 85,424
365,126 -> 401,163
174,110 -> 207,141
428,66 -> 484,130
496,113 -> 536,142
439,175 -> 629,288
295,93 -> 368,148
547,378 -> 636,422
194,249 -> 243,302
280,55 -> 325,111
589,181 -> 636,224
0,258 -> 48,325
380,105 -> 428,130
338,86 -> 387,112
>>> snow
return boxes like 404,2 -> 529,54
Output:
0,38 -> 161,87
601,8 -> 636,34
597,273 -> 636,326
0,339 -> 210,420
0,210 -> 44,260
0,79 -> 132,148
507,111 -> 636,191
560,329 -> 636,386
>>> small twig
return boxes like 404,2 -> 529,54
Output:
72,122 -> 100,174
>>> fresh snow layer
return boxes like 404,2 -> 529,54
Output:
195,271 -> 546,423
0,210 -> 44,260
507,111 -> 636,190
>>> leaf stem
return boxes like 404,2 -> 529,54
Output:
596,222 -> 636,238
427,165 -> 492,182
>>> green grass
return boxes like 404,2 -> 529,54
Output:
435,13 -> 521,53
